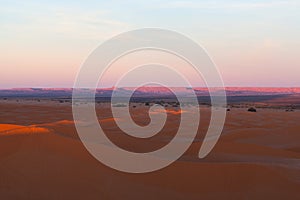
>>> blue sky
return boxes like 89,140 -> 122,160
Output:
1,0 -> 300,88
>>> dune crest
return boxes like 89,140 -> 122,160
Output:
0,124 -> 50,135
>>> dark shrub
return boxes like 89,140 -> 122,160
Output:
248,107 -> 257,112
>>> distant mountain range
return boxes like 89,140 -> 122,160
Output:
0,87 -> 300,98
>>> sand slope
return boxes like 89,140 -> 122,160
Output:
0,101 -> 300,199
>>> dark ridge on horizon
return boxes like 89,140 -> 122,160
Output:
1,87 -> 300,98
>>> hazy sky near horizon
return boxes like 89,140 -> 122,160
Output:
1,0 -> 300,88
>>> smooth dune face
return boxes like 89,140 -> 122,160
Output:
0,100 -> 300,199
0,124 -> 50,136
0,124 -> 26,131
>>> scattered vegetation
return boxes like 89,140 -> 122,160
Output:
286,109 -> 294,112
112,103 -> 127,107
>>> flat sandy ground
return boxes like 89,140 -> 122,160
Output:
1,99 -> 300,200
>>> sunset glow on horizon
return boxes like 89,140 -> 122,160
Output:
1,0 -> 300,88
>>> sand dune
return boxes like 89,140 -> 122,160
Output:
0,100 -> 300,199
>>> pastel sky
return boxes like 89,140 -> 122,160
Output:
1,0 -> 300,88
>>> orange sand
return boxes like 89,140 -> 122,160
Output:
0,100 -> 300,199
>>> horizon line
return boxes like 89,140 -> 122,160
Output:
2,86 -> 300,90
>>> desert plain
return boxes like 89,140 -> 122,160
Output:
0,95 -> 300,200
